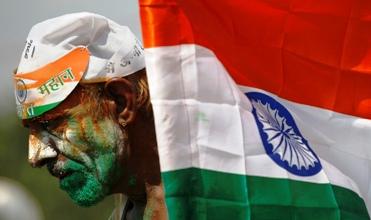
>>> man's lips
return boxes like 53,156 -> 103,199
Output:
48,164 -> 73,180
56,170 -> 72,180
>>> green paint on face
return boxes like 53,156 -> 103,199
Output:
46,104 -> 126,206
54,153 -> 117,206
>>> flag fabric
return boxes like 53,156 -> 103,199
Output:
139,0 -> 371,219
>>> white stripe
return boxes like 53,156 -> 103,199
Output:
145,44 -> 369,205
239,86 -> 371,199
21,82 -> 78,106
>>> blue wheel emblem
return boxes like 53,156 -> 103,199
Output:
15,79 -> 27,104
246,92 -> 322,176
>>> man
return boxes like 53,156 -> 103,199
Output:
14,12 -> 167,219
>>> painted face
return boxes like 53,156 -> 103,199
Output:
24,87 -> 126,206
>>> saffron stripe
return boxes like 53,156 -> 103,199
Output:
140,0 -> 371,120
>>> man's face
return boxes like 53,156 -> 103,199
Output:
24,86 -> 126,206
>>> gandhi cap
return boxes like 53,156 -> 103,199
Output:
14,12 -> 145,119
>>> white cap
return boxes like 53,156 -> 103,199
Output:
17,12 -> 145,83
14,12 -> 145,119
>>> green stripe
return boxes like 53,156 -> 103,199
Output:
162,168 -> 369,220
19,102 -> 61,119
32,102 -> 61,117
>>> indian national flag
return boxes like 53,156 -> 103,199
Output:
139,1 -> 371,219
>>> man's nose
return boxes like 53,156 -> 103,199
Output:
28,132 -> 58,168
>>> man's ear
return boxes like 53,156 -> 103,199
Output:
104,77 -> 137,126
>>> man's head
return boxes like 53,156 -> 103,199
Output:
14,13 -> 158,206
23,70 -> 152,206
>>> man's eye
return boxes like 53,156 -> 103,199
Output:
39,117 -> 65,135
22,120 -> 30,128
40,121 -> 51,130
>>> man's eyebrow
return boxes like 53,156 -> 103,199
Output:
22,116 -> 47,128
23,112 -> 66,127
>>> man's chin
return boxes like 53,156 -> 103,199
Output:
60,172 -> 108,207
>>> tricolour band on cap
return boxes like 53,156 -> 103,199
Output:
14,47 -> 90,119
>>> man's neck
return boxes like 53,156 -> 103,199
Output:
116,111 -> 167,219
124,110 -> 161,194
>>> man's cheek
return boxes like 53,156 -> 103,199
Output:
79,117 -> 122,151
56,140 -> 95,169
64,121 -> 89,151
63,116 -> 108,150
95,152 -> 118,183
60,121 -> 95,166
